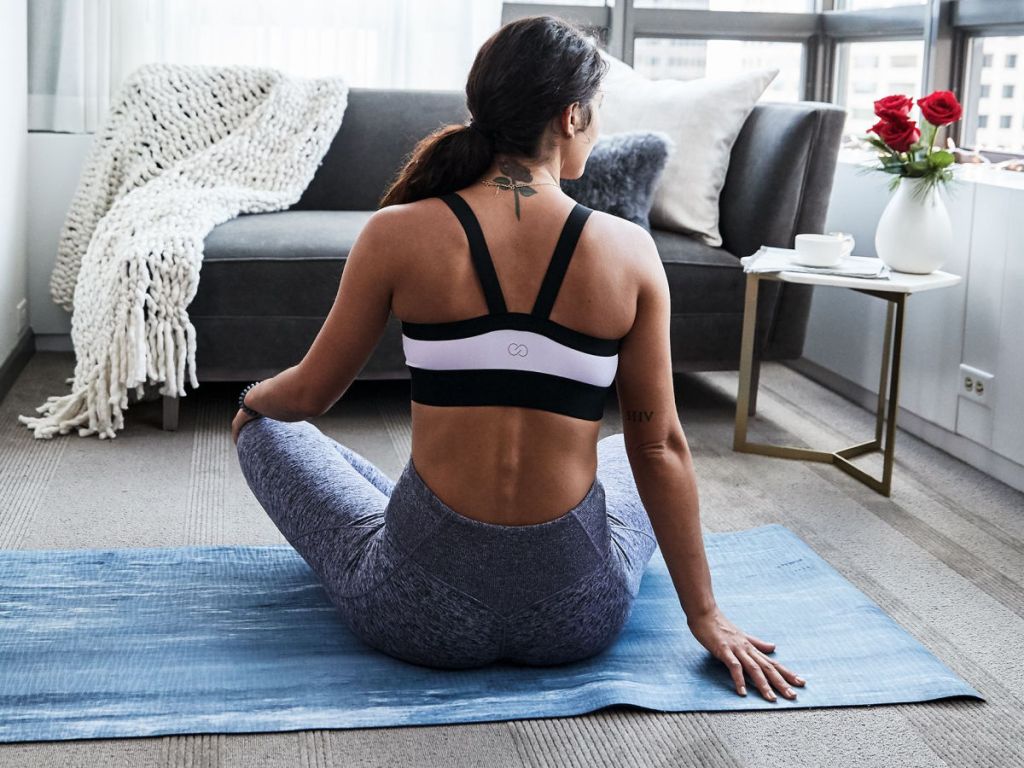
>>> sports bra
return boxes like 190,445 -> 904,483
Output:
400,191 -> 623,421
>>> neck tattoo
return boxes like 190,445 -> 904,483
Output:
478,157 -> 560,221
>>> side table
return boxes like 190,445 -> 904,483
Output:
733,257 -> 962,497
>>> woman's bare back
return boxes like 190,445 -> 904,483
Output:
389,187 -> 640,525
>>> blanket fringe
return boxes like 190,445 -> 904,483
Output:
18,313 -> 201,440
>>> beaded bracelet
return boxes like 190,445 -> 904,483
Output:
238,380 -> 265,419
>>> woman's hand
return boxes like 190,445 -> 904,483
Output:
688,606 -> 806,701
231,408 -> 261,446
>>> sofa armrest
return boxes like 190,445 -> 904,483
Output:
718,101 -> 848,262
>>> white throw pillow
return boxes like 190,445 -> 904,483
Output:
597,48 -> 778,247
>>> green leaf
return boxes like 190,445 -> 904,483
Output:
908,159 -> 929,173
494,176 -> 511,185
929,150 -> 955,168
519,186 -> 538,197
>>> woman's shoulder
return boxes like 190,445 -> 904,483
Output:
580,207 -> 657,270
366,197 -> 451,238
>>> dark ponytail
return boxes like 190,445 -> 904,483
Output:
378,15 -> 608,208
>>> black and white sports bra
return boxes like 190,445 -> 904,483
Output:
401,191 -> 623,422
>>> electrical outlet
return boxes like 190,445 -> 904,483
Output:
959,363 -> 994,407
16,299 -> 28,335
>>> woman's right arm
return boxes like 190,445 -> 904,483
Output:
614,227 -> 804,701
614,227 -> 716,623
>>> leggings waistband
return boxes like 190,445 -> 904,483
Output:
383,458 -> 612,616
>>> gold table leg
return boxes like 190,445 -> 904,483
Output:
733,272 -> 907,497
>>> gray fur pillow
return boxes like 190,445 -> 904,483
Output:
560,130 -> 674,231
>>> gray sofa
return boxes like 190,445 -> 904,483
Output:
164,87 -> 846,430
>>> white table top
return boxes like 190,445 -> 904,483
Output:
745,253 -> 962,294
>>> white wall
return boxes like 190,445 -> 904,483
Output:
798,150 -> 1024,493
0,0 -> 28,363
26,133 -> 94,350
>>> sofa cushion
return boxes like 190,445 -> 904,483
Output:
597,48 -> 777,248
293,88 -> 469,211
651,229 -> 746,316
560,130 -> 674,231
195,208 -> 747,323
193,210 -> 373,317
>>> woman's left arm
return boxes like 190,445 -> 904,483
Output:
231,208 -> 398,442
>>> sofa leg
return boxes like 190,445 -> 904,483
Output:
162,395 -> 180,431
748,357 -> 761,417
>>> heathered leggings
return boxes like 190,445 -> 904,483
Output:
235,417 -> 659,669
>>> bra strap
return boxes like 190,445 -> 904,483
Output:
531,203 -> 593,321
439,192 -> 507,314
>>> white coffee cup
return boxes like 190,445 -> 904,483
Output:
828,232 -> 855,257
793,233 -> 855,267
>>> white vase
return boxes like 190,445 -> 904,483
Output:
873,176 -> 953,274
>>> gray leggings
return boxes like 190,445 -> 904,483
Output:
236,417 -> 658,669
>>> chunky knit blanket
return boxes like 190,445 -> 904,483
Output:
18,64 -> 348,439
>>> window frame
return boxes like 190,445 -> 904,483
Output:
501,0 -> 1024,160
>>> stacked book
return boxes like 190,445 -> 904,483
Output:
741,245 -> 891,280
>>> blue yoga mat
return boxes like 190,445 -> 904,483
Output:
0,523 -> 982,742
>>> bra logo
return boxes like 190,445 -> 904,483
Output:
507,342 -> 529,357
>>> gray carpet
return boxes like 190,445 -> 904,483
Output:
1,351 -> 1018,768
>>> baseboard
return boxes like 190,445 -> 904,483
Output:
33,333 -> 74,352
785,356 -> 1024,495
0,329 -> 36,407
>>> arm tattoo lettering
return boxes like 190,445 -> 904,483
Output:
624,410 -> 654,422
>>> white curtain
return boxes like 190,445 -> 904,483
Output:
28,0 -> 505,133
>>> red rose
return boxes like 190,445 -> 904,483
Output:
870,114 -> 921,153
873,94 -> 914,121
916,90 -> 962,126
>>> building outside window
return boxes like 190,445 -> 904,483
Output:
963,36 -> 1024,153
632,0 -> 812,10
833,39 -> 924,147
837,0 -> 924,8
533,0 -> 1024,159
632,37 -> 804,102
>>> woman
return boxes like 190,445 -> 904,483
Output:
232,15 -> 804,702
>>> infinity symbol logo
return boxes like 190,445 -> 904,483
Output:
507,342 -> 529,357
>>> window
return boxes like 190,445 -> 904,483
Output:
632,38 -> 804,102
834,39 -> 924,146
838,0 -> 924,7
853,55 -> 880,68
963,36 -> 1024,153
632,0 -> 813,10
